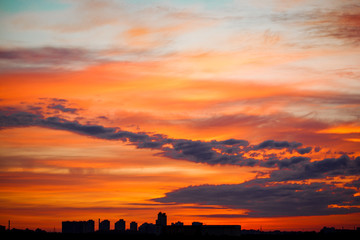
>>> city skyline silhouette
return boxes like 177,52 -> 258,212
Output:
2,211 -> 359,233
1,211 -> 360,240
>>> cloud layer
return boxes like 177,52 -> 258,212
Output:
1,100 -> 360,219
154,181 -> 360,217
0,108 -> 336,167
1,104 -> 359,177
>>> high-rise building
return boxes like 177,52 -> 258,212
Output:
85,220 -> 95,233
156,212 -> 167,226
99,220 -> 110,231
130,221 -> 138,231
115,219 -> 125,231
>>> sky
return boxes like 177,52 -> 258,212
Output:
0,0 -> 360,232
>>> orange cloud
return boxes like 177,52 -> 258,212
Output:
317,125 -> 360,134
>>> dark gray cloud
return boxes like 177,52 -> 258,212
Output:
0,109 -> 255,166
258,156 -> 310,169
0,110 -> 151,143
269,155 -> 360,181
314,146 -> 321,152
253,140 -> 302,150
153,181 -> 360,217
42,116 -> 118,137
39,98 -> 68,103
277,156 -> 310,169
97,116 -> 109,120
159,139 -> 258,166
47,104 -> 78,114
1,109 -> 359,177
0,109 -> 298,167
345,178 -> 360,189
2,107 -> 360,218
296,146 -> 312,154
218,139 -> 249,146
0,111 -> 41,128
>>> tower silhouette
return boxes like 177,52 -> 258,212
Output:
130,221 -> 138,231
115,219 -> 125,231
156,212 -> 167,226
99,220 -> 110,231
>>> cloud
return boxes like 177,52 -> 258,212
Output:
0,47 -> 89,63
311,6 -> 360,46
16,98 -> 80,115
0,47 -> 96,67
0,109 -> 284,167
1,109 -> 359,176
253,140 -> 302,150
47,104 -> 78,114
277,156 -> 310,169
160,139 -> 257,166
0,109 -> 252,165
269,155 -> 360,181
296,146 -> 312,154
0,47 -> 106,71
0,111 -> 41,128
218,139 -> 249,146
345,178 -> 360,189
0,110 -> 149,142
39,98 -> 68,103
153,181 -> 360,217
272,3 -> 360,46
1,107 -> 360,219
258,156 -> 310,169
43,116 -> 117,136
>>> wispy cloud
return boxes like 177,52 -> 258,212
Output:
307,4 -> 360,46
0,47 -> 104,71
271,3 -> 360,46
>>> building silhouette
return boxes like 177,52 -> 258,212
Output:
156,212 -> 167,226
139,222 -> 161,235
171,221 -> 184,226
164,224 -> 241,236
164,224 -> 202,236
130,221 -> 138,231
114,219 -> 125,232
201,225 -> 241,236
62,220 -> 94,233
192,222 -> 203,226
99,220 -> 110,231
59,212 -> 243,236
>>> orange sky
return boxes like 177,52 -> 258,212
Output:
0,0 -> 359,232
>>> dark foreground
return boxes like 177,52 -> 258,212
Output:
1,230 -> 360,240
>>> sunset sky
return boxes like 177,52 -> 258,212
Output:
0,0 -> 360,232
